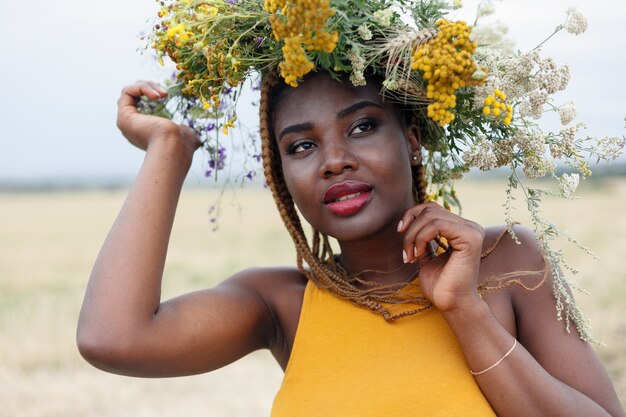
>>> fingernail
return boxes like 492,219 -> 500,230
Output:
402,250 -> 408,263
414,246 -> 419,258
397,220 -> 403,232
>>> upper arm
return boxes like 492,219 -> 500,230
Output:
83,267 -> 278,377
507,227 -> 624,416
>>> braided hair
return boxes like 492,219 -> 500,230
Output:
259,70 -> 433,320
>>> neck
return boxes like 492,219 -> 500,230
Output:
336,227 -> 419,285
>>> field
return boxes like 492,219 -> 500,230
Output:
1,178 -> 625,416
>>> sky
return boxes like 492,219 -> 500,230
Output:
0,0 -> 624,185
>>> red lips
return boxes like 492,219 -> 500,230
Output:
323,181 -> 372,216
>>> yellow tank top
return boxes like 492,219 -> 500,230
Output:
271,280 -> 496,416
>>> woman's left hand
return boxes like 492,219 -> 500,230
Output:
397,202 -> 485,313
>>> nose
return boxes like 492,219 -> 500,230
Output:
319,139 -> 358,178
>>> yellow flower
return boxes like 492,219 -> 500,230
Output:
158,8 -> 169,18
267,0 -> 338,87
411,19 -> 483,126
221,117 -> 237,135
482,90 -> 513,125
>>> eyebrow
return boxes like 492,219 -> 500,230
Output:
278,122 -> 314,142
277,100 -> 384,141
336,100 -> 384,119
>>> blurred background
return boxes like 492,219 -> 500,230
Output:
1,0 -> 624,415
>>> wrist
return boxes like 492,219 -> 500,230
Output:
146,133 -> 195,172
439,294 -> 490,328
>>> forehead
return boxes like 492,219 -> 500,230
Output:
272,73 -> 387,129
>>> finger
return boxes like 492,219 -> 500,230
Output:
397,201 -> 442,233
118,81 -> 167,109
402,208 -> 480,263
404,219 -> 449,263
147,81 -> 168,96
399,204 -> 445,263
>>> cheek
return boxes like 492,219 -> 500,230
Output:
376,141 -> 414,190
281,161 -> 317,219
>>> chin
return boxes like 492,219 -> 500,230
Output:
316,212 -> 398,243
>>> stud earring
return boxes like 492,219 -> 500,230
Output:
412,155 -> 418,161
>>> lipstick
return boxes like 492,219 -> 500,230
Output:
323,181 -> 372,216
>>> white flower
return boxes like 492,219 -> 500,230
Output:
525,90 -> 548,119
357,23 -> 372,40
373,7 -> 394,27
470,23 -> 508,46
558,173 -> 580,197
565,7 -> 587,35
462,139 -> 498,171
477,2 -> 495,17
472,67 -> 488,80
523,155 -> 555,179
382,78 -> 399,91
559,102 -> 577,125
348,49 -> 366,86
551,124 -> 581,158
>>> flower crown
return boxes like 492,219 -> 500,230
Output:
141,0 -> 624,340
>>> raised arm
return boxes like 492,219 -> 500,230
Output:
398,205 -> 625,416
77,82 -> 274,377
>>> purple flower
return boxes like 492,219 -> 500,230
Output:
245,171 -> 254,181
205,146 -> 227,177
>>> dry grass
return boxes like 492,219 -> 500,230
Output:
0,178 -> 624,416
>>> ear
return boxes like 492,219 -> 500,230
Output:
405,123 -> 422,166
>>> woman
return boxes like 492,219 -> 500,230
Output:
78,0 -> 624,414
77,70 -> 624,415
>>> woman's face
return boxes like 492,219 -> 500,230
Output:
272,73 -> 420,242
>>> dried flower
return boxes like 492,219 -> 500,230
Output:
559,102 -> 577,125
477,2 -> 495,17
373,7 -> 393,27
565,7 -> 587,35
558,173 -> 580,197
357,23 -> 373,40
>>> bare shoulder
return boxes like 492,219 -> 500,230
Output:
481,225 -> 625,415
475,225 -> 543,333
218,266 -> 307,369
481,224 -> 546,278
219,266 -> 307,310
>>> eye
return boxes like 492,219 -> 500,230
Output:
350,118 -> 378,135
287,139 -> 316,154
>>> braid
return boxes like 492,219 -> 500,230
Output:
259,70 -> 432,321
413,162 -> 428,204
